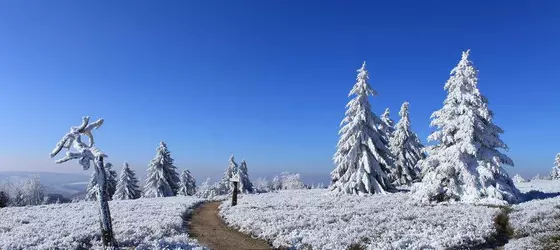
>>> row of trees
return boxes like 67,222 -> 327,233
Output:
85,142 -> 197,201
513,155 -> 560,183
0,176 -> 54,208
331,50 -> 522,204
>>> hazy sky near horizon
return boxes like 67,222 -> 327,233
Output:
0,1 -> 559,180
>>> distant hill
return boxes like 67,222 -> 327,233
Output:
0,171 -> 89,197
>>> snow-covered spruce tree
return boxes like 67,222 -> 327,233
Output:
330,61 -> 394,195
379,108 -> 395,137
550,153 -> 560,180
144,142 -> 180,197
113,162 -> 141,200
0,191 -> 8,208
178,169 -> 197,196
105,163 -> 118,199
414,50 -> 519,204
238,160 -> 254,194
214,155 -> 238,195
86,162 -> 117,201
389,102 -> 425,185
86,171 -> 98,201
512,174 -> 527,184
196,178 -> 216,198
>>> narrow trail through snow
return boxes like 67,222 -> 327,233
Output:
188,202 -> 272,250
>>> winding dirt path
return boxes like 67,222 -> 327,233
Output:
189,202 -> 272,250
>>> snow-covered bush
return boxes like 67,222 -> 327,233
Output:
270,172 -> 306,190
254,177 -> 272,193
331,62 -> 394,195
144,142 -> 180,197
389,102 -> 424,185
178,169 -> 196,196
512,174 -> 527,183
113,162 -> 141,200
196,178 -> 216,199
21,176 -> 46,206
220,189 -> 501,249
530,174 -> 542,181
414,50 -> 519,204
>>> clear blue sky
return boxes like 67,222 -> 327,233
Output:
0,1 -> 558,181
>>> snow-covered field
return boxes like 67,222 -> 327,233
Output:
505,180 -> 560,250
220,180 -> 560,250
220,190 -> 501,249
0,196 -> 206,250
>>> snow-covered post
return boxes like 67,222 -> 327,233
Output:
230,172 -> 240,206
49,117 -> 118,248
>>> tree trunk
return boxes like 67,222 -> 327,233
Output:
232,181 -> 238,206
95,156 -> 118,248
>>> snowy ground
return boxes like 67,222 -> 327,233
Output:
505,180 -> 560,250
220,180 -> 560,250
0,196 -> 207,250
220,190 -> 502,249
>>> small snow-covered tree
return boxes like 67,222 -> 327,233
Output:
389,102 -> 425,185
21,176 -> 45,206
531,174 -> 542,181
550,153 -> 560,180
414,50 -> 519,204
238,160 -> 254,194
512,174 -> 527,184
280,172 -> 306,190
86,162 -> 117,201
196,178 -> 216,199
271,175 -> 282,191
86,171 -> 98,201
105,163 -> 118,199
379,108 -> 395,137
144,142 -> 180,197
0,191 -> 8,208
330,62 -> 394,195
214,155 -> 238,195
113,162 -> 141,200
178,169 -> 196,196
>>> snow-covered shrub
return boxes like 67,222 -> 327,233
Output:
196,178 -> 216,199
254,177 -> 272,193
271,172 -> 306,190
414,50 -> 519,204
512,174 -> 527,184
331,62 -> 394,195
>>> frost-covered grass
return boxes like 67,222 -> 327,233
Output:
0,196 -> 206,250
505,179 -> 560,250
220,190 -> 502,250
